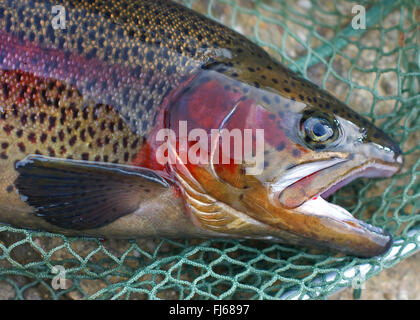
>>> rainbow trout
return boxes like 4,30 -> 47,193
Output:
0,0 -> 403,257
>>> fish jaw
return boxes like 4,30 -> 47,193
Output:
285,194 -> 393,257
270,158 -> 401,257
293,196 -> 393,257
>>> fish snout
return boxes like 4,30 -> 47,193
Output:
368,126 -> 403,167
391,143 -> 404,167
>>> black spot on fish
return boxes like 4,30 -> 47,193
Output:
28,132 -> 36,143
276,142 -> 286,151
69,135 -> 77,146
20,115 -> 27,126
146,50 -> 154,62
39,112 -> 47,124
2,83 -> 9,99
49,116 -> 57,130
48,147 -> 55,157
17,142 -> 25,152
40,133 -> 47,143
3,124 -> 14,135
131,138 -> 139,149
262,96 -> 271,105
118,119 -> 124,131
145,99 -> 154,112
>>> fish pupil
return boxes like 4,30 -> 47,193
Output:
313,122 -> 328,137
304,117 -> 334,142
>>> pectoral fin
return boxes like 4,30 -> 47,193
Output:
14,155 -> 169,230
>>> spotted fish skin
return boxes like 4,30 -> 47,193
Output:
0,0 -> 262,135
0,0 -> 403,256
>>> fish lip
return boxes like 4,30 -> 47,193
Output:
293,193 -> 393,257
319,160 -> 400,199
269,157 -> 400,211
269,157 -> 348,195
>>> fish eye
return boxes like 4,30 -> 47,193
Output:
304,117 -> 333,142
299,111 -> 339,149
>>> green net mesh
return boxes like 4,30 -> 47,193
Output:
0,0 -> 419,300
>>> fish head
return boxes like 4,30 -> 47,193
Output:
165,68 -> 403,257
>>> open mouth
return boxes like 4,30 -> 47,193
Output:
294,160 -> 400,233
270,158 -> 400,236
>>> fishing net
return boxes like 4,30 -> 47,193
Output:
0,0 -> 418,300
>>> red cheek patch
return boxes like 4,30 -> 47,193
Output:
166,76 -> 243,133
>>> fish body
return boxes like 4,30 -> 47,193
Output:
0,0 -> 403,257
